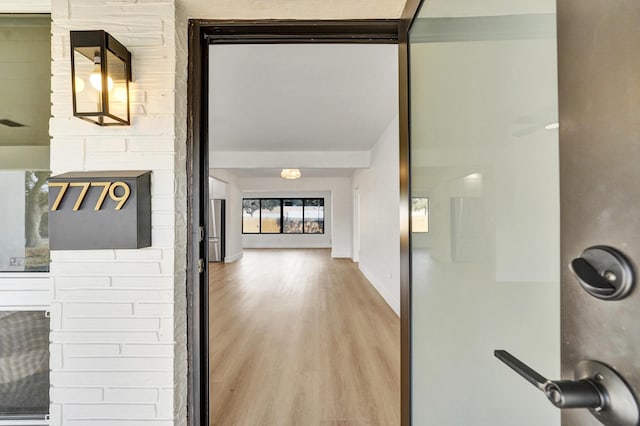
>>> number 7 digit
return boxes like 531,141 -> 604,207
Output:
49,182 -> 70,211
91,182 -> 111,211
70,182 -> 90,211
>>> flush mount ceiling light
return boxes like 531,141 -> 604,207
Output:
70,30 -> 132,126
281,169 -> 301,179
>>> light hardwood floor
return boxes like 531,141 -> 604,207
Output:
209,249 -> 400,426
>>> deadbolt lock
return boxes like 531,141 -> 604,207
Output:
570,246 -> 635,300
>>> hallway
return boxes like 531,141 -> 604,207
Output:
209,249 -> 400,425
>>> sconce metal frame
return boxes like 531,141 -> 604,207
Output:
70,30 -> 132,126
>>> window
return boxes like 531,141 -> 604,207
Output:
0,15 -> 51,422
412,197 -> 429,233
0,15 -> 51,272
242,198 -> 325,234
304,198 -> 324,234
260,199 -> 281,233
0,311 -> 50,419
283,199 -> 303,233
242,199 -> 260,233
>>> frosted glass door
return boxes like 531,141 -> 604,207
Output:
408,1 -> 561,424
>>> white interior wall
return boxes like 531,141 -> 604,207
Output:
242,190 -> 332,249
352,116 -> 400,314
210,170 -> 243,263
239,176 -> 352,258
209,176 -> 227,199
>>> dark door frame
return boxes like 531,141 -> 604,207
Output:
186,9 -> 421,425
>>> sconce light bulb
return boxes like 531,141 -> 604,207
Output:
89,56 -> 114,91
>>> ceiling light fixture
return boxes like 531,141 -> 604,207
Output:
544,122 -> 560,130
281,169 -> 301,179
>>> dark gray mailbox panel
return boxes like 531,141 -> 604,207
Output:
48,171 -> 151,250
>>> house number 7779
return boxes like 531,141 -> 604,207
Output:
49,181 -> 131,211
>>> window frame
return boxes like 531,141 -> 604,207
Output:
242,197 -> 325,235
0,14 -> 51,276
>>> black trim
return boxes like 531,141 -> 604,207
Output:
187,19 -> 404,426
399,1 -> 423,424
201,20 -> 399,44
186,20 -> 209,426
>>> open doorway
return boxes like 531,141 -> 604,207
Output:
207,41 -> 401,423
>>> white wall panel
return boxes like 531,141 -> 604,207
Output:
353,115 -> 401,314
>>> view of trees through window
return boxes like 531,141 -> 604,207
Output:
25,171 -> 50,271
412,197 -> 429,233
243,198 -> 324,234
0,171 -> 50,272
260,199 -> 281,233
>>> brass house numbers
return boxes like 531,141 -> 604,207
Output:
50,181 -> 131,212
48,171 -> 151,250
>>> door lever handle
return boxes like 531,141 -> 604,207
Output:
494,350 -> 603,409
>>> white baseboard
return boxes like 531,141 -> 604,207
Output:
224,251 -> 243,263
358,263 -> 400,316
331,250 -> 352,258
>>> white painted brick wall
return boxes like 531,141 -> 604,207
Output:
50,0 -> 187,425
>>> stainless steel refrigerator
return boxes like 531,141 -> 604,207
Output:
208,199 -> 225,262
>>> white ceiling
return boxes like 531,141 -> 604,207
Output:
219,168 -> 356,179
208,43 -> 398,153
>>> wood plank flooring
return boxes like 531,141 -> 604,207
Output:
209,249 -> 400,426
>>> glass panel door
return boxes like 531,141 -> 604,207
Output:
408,1 -> 560,424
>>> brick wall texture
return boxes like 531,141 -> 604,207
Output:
50,1 -> 187,424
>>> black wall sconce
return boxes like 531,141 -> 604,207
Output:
70,30 -> 132,126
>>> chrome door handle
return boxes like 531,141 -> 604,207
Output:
494,350 -> 640,426
494,350 -> 602,409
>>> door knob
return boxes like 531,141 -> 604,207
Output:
495,350 -> 639,426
